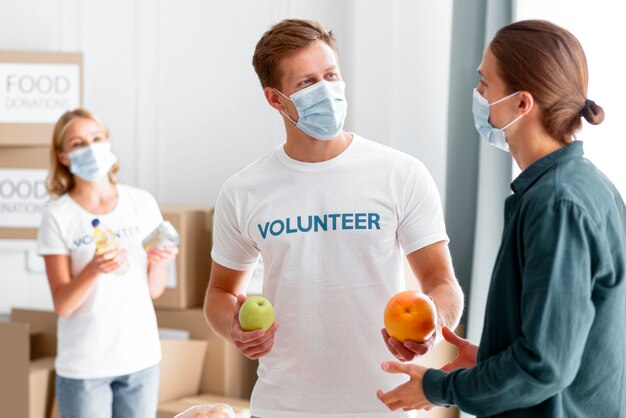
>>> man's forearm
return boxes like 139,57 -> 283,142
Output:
204,286 -> 238,341
427,278 -> 464,331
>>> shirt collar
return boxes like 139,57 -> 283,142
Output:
511,140 -> 584,195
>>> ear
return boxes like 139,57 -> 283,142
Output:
57,150 -> 70,168
264,87 -> 286,112
518,91 -> 534,116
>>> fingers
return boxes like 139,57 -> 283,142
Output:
381,361 -> 413,375
376,383 -> 409,409
381,329 -> 404,361
402,340 -> 430,356
442,326 -> 467,347
237,322 -> 279,347
232,294 -> 246,321
233,322 -> 280,359
244,331 -> 277,359
93,249 -> 126,273
147,246 -> 179,264
377,384 -> 433,412
440,361 -> 457,373
164,246 -> 179,255
388,338 -> 417,361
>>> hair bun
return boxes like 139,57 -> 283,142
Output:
580,99 -> 605,125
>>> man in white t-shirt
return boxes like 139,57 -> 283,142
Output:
204,19 -> 464,418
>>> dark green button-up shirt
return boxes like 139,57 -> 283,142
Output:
423,141 -> 626,417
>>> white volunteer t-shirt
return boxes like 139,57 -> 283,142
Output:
37,184 -> 163,379
212,134 -> 449,418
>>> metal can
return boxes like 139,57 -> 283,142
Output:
142,221 -> 180,252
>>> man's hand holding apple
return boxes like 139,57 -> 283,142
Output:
230,294 -> 279,360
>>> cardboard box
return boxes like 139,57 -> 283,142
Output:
156,308 -> 258,399
153,206 -> 214,309
159,339 -> 209,403
157,394 -> 250,418
0,147 -> 51,238
0,309 -> 57,418
0,50 -> 83,148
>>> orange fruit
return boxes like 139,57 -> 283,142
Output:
384,290 -> 437,343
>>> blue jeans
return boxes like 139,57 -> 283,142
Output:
56,363 -> 160,418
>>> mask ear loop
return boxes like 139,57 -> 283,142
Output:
501,113 -> 525,130
274,89 -> 298,125
491,91 -> 526,130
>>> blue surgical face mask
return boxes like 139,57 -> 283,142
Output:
472,88 -> 524,152
276,80 -> 348,140
66,142 -> 117,182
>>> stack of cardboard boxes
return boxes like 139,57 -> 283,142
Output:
0,50 -> 81,418
152,205 -> 258,417
0,51 -> 83,313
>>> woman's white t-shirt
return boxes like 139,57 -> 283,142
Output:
37,184 -> 163,379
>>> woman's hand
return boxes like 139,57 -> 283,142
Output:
381,328 -> 436,362
230,294 -> 279,360
440,326 -> 478,372
88,248 -> 127,274
147,245 -> 179,266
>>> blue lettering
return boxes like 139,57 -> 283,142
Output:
297,215 -> 312,232
368,213 -> 381,230
285,218 -> 297,234
342,213 -> 354,230
270,220 -> 285,236
328,214 -> 340,230
115,226 -> 140,239
314,215 -> 327,232
258,222 -> 270,239
355,213 -> 367,229
73,235 -> 93,248
258,212 -> 380,238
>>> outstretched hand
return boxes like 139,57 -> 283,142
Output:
377,361 -> 433,412
440,326 -> 478,372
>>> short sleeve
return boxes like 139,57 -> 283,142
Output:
210,186 -> 259,271
144,191 -> 164,233
37,210 -> 69,255
397,162 -> 449,254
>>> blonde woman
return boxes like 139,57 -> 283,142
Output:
37,108 -> 178,417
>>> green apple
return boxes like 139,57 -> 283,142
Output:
238,295 -> 275,331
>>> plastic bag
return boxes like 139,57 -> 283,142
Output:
174,403 -> 236,418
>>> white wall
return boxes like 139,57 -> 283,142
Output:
515,0 -> 626,197
0,0 -> 453,313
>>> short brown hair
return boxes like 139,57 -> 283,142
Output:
47,108 -> 119,196
491,20 -> 604,143
252,19 -> 338,89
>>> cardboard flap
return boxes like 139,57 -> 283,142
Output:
12,308 -> 57,358
154,207 -> 214,308
29,357 -> 55,418
159,339 -> 208,403
0,322 -> 31,418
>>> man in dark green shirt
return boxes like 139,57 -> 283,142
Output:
377,20 -> 625,418
423,141 -> 626,417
